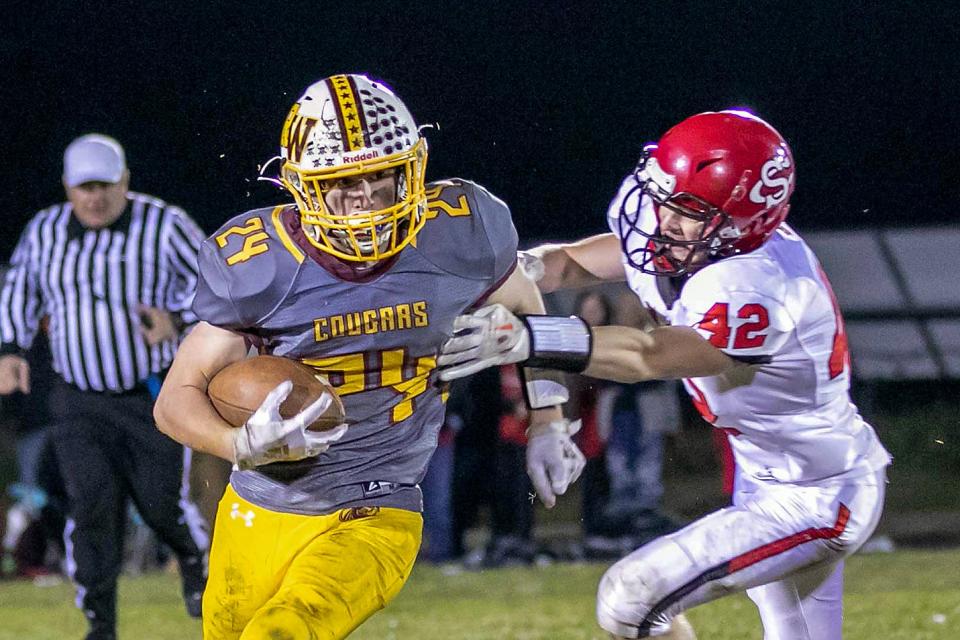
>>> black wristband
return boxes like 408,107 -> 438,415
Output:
520,314 -> 593,373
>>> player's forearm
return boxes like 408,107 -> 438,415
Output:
528,244 -> 600,294
584,325 -> 735,382
154,384 -> 237,462
154,321 -> 248,461
530,234 -> 626,294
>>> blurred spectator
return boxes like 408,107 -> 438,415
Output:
594,380 -> 682,543
26,434 -> 68,573
570,290 -> 682,559
565,291 -> 614,543
1,326 -> 66,578
419,378 -> 467,564
451,365 -> 537,568
479,364 -> 537,567
419,421 -> 458,563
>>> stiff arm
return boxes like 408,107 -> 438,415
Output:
441,233 -> 737,384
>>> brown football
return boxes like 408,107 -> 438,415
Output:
208,355 -> 345,432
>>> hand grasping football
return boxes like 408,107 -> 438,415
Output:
208,355 -> 345,431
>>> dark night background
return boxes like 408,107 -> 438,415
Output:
1,1 -> 958,259
2,0 -> 960,575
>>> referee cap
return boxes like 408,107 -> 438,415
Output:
63,134 -> 126,188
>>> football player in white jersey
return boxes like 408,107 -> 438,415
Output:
438,110 -> 891,639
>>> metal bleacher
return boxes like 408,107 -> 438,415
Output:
805,226 -> 960,380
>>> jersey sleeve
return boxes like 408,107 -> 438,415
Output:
414,179 -> 519,286
0,213 -> 45,354
676,258 -> 794,360
191,212 -> 286,331
468,181 -> 519,285
161,206 -> 204,324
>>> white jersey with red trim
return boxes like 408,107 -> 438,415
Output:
608,183 -> 890,484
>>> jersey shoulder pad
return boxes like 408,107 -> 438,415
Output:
678,256 -> 794,357
414,179 -> 518,282
192,206 -> 301,330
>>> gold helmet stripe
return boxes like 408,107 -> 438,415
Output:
279,103 -> 299,150
346,74 -> 373,149
328,74 -> 366,152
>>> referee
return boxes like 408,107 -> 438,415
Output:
0,134 -> 207,640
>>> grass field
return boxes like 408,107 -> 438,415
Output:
0,549 -> 957,639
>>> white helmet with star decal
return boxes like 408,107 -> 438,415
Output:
278,74 -> 428,262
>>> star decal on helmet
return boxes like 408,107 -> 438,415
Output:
278,73 -> 429,262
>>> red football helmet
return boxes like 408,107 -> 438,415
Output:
618,110 -> 795,275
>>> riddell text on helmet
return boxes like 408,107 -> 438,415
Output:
341,150 -> 381,164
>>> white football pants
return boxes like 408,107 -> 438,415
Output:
596,469 -> 886,639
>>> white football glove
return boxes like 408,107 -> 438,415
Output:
526,419 -> 586,508
233,380 -> 348,471
438,304 -> 530,381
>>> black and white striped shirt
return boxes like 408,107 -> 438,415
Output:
0,191 -> 204,392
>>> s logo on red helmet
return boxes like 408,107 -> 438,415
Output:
749,154 -> 793,208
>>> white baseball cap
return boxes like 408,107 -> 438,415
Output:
63,134 -> 127,188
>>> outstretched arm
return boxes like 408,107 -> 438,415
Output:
440,305 -> 737,384
585,324 -> 735,382
527,233 -> 626,293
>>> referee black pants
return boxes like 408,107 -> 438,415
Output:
49,379 -> 207,637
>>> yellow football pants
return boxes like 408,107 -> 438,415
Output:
203,484 -> 423,639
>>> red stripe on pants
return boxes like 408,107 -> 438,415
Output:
728,504 -> 851,573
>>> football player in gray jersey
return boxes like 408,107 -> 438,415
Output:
154,74 -> 585,639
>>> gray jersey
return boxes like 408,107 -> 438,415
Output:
194,179 -> 518,515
